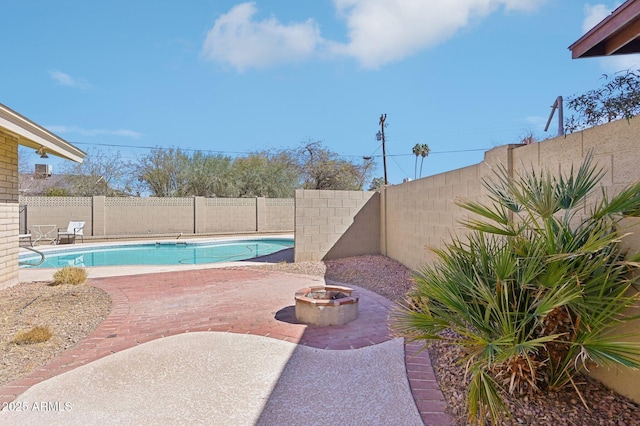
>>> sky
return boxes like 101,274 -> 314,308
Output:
3,0 -> 639,187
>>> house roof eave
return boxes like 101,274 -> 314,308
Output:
569,0 -> 640,59
0,103 -> 85,163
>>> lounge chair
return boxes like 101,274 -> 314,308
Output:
57,221 -> 85,244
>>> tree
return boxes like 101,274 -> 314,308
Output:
135,148 -> 237,197
133,141 -> 374,196
135,148 -> 186,197
419,143 -> 430,178
412,143 -> 421,179
232,150 -> 299,197
45,187 -> 68,196
368,176 -> 385,191
297,141 -> 373,191
395,153 -> 640,423
62,148 -> 134,196
411,143 -> 431,179
181,151 -> 234,197
565,69 -> 640,133
18,146 -> 33,174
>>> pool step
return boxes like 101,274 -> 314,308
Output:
155,241 -> 189,246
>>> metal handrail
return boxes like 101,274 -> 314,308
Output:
19,245 -> 45,267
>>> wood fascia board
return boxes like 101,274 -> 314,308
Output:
570,0 -> 640,58
0,103 -> 85,163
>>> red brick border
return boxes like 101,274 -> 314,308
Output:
405,341 -> 453,425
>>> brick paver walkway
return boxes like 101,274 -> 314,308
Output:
0,268 -> 452,425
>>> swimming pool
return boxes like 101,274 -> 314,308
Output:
19,238 -> 294,268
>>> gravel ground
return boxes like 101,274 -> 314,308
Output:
2,255 -> 639,425
241,254 -> 415,302
0,281 -> 111,388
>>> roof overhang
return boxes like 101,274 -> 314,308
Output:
569,0 -> 640,59
0,103 -> 85,163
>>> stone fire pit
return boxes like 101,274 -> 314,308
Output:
294,285 -> 359,326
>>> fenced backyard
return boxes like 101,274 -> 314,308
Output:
16,117 -> 640,404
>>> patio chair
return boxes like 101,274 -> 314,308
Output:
57,221 -> 85,244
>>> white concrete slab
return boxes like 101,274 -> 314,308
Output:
0,333 -> 421,426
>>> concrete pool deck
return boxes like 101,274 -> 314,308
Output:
2,266 -> 452,425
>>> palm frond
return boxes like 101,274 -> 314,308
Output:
575,335 -> 640,369
467,369 -> 508,425
593,180 -> 640,219
554,151 -> 604,210
457,200 -> 510,225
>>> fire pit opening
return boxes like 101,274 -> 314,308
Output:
304,289 -> 348,300
294,285 -> 359,326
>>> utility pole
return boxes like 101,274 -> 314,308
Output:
378,113 -> 388,185
544,96 -> 564,137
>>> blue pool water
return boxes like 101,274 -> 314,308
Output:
20,238 -> 293,268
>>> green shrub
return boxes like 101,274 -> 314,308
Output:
394,153 -> 640,424
52,266 -> 88,285
12,326 -> 53,345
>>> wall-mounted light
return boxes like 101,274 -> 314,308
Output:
35,147 -> 49,158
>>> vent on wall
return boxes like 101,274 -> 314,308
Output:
35,164 -> 52,179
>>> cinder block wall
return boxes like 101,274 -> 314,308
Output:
19,196 -> 294,237
294,189 -> 379,262
382,119 -> 640,270
0,130 -> 19,289
106,197 -> 194,235
382,162 -> 485,270
20,196 -> 92,236
380,118 -> 640,403
265,199 -> 295,231
202,198 -> 256,233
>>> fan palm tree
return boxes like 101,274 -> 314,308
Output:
412,143 -> 421,179
395,152 -> 640,424
419,143 -> 430,178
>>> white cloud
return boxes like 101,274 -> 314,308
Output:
201,2 -> 324,71
47,125 -> 143,139
49,70 -> 90,89
331,0 -> 546,68
501,0 -> 541,12
582,4 -> 612,34
202,1 -> 547,71
601,54 -> 640,72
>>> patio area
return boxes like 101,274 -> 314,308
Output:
0,267 -> 451,425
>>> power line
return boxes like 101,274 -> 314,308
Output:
69,139 -> 490,159
349,147 -> 490,159
388,155 -> 411,178
70,141 -> 251,156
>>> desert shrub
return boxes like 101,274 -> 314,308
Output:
12,326 -> 53,345
565,69 -> 640,133
52,266 -> 88,285
394,153 -> 640,424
